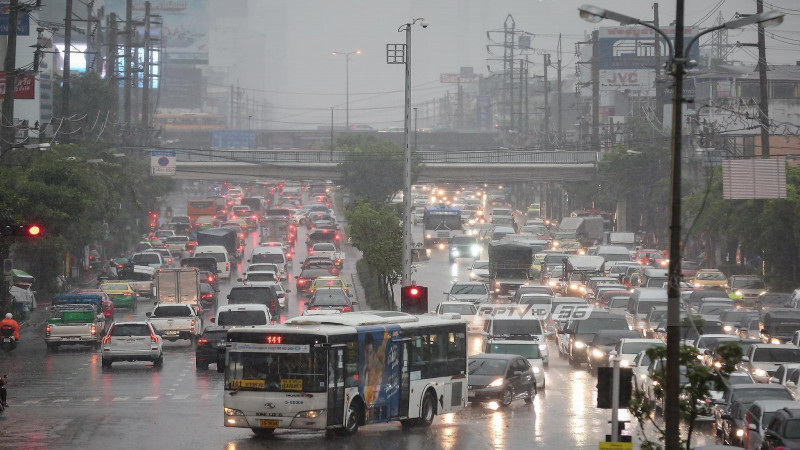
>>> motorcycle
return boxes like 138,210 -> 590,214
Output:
1,325 -> 17,351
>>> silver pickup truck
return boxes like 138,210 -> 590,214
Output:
146,304 -> 200,341
45,303 -> 105,350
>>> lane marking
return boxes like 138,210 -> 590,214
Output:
84,397 -> 101,402
53,399 -> 69,403
24,399 -> 41,404
173,394 -> 189,400
142,395 -> 159,401
113,396 -> 130,401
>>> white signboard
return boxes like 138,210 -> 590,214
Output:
150,150 -> 176,176
599,69 -> 655,95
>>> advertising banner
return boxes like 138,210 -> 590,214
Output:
0,72 -> 35,99
0,3 -> 29,35
598,26 -> 699,71
358,328 -> 401,422
599,69 -> 655,94
105,0 -> 208,64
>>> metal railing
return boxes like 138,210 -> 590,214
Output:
175,149 -> 599,165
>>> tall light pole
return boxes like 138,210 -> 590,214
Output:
248,115 -> 252,150
388,18 -> 428,288
579,5 -> 783,448
332,50 -> 362,130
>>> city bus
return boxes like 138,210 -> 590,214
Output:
222,311 -> 467,437
187,199 -> 217,223
423,204 -> 463,247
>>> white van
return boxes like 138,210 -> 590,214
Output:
478,305 -> 549,365
193,245 -> 232,280
248,246 -> 287,279
596,245 -> 633,265
211,304 -> 272,326
626,288 -> 668,334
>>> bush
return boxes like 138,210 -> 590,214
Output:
356,259 -> 388,310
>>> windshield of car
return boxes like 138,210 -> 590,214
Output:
609,297 -> 630,309
111,324 -> 150,336
518,295 -> 551,306
575,318 -> 628,334
731,278 -> 765,289
450,284 -> 487,295
766,323 -> 800,335
784,419 -> 800,439
202,329 -> 227,342
468,358 -> 508,376
101,283 -> 129,291
441,304 -> 478,315
311,293 -> 349,306
152,305 -> 192,318
313,243 -> 336,252
696,336 -> 738,348
699,304 -> 733,316
487,343 -> 540,359
601,254 -> 632,262
697,271 -> 725,280
451,236 -> 477,245
129,271 -> 153,281
622,342 -> 664,355
734,388 -> 793,403
301,269 -> 334,278
198,253 -> 226,263
249,264 -> 279,273
720,311 -> 757,323
132,253 -> 160,264
166,236 -> 188,243
473,261 -> 489,270
645,277 -> 667,288
752,348 -> 800,362
610,265 -> 630,274
648,310 -> 667,323
218,311 -> 268,326
251,253 -> 284,264
492,319 -> 542,337
247,273 -> 276,282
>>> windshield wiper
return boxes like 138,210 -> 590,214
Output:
468,361 -> 486,375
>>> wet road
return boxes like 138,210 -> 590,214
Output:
0,193 -> 718,449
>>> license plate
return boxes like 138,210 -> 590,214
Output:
259,420 -> 279,428
280,379 -> 302,391
126,338 -> 137,343
165,330 -> 179,335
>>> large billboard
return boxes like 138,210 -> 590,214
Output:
598,26 -> 699,95
105,0 -> 208,64
0,3 -> 29,35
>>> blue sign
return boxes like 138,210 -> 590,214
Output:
212,130 -> 255,149
0,4 -> 29,36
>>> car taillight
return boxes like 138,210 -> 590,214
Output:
102,326 -> 113,344
308,306 -> 320,310
149,327 -> 159,343
309,251 -> 313,256
335,234 -> 341,241
297,279 -> 306,285
251,214 -> 257,220
226,262 -> 230,270
197,338 -> 209,344
90,325 -> 97,336
207,276 -> 214,283
117,264 -> 124,269
202,293 -> 213,299
163,244 -> 168,248
341,306 -> 353,312
191,319 -> 196,333
46,325 -> 51,337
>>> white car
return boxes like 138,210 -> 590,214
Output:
101,321 -> 163,369
469,260 -> 491,281
445,281 -> 490,304
244,263 -> 284,281
610,338 -> 665,369
740,344 -> 800,383
433,301 -> 480,332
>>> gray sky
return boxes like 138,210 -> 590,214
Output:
238,0 -> 799,129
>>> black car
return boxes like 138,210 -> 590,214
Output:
296,268 -> 335,294
199,282 -> 217,312
714,384 -> 794,437
196,326 -> 228,372
308,288 -> 356,313
585,329 -> 641,372
763,407 -> 800,449
467,353 -> 537,407
560,311 -> 629,367
227,286 -> 282,318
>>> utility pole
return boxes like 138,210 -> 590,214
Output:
123,0 -> 132,128
106,13 -> 117,79
329,107 -> 334,160
756,0 -> 770,157
229,85 -> 234,128
557,34 -> 563,146
653,3 -> 664,125
1,0 -> 19,155
457,82 -> 463,130
543,54 -> 550,144
591,30 -> 600,150
141,1 -> 151,138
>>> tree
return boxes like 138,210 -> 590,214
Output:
345,201 -> 402,308
337,134 -> 422,204
629,334 -> 742,450
52,72 -> 119,143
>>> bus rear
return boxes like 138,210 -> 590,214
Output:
187,199 -> 217,224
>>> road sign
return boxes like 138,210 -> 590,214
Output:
150,150 -> 176,176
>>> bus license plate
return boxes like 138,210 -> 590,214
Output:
260,420 -> 279,428
280,379 -> 302,391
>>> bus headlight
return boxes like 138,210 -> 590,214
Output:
295,409 -> 326,419
425,234 -> 433,239
539,344 -> 547,351
735,429 -> 745,438
592,348 -> 605,358
224,407 -> 245,416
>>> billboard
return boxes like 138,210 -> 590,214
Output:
722,158 -> 787,199
0,3 -> 29,35
212,130 -> 254,149
598,26 -> 699,70
0,73 -> 35,99
599,69 -> 655,94
105,0 -> 208,64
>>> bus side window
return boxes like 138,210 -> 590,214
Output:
344,341 -> 358,388
447,331 -> 466,375
410,334 -> 426,373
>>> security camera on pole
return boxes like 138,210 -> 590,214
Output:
387,18 -> 428,289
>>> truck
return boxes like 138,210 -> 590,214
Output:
488,241 -> 533,299
608,232 -> 636,250
45,294 -> 106,350
197,227 -> 239,260
552,216 -> 604,247
562,255 -> 606,296
146,303 -> 200,341
260,217 -> 290,244
120,265 -> 156,298
153,268 -> 202,309
309,242 -> 345,268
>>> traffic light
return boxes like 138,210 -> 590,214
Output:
401,285 -> 428,314
596,367 -> 633,409
0,224 -> 43,237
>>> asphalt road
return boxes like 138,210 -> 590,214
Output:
0,191 -> 719,449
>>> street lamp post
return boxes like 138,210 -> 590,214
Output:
388,18 -> 428,288
579,5 -> 783,448
332,50 -> 362,130
248,115 -> 252,150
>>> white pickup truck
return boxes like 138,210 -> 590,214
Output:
146,304 -> 200,341
45,294 -> 106,350
309,242 -> 345,268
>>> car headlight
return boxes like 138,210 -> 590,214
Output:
295,409 -> 326,418
425,234 -> 432,239
548,280 -> 557,287
723,325 -> 733,332
451,249 -> 460,257
697,354 -> 705,360
224,407 -> 244,416
488,377 -> 505,387
735,290 -> 743,296
495,281 -> 501,287
574,341 -> 586,349
735,429 -> 745,438
753,368 -> 767,377
532,366 -> 541,374
570,284 -> 578,290
771,338 -> 782,345
694,282 -> 701,287
472,245 -> 481,256
619,359 -> 630,367
714,362 -> 723,368
592,348 -> 605,358
579,286 -> 587,293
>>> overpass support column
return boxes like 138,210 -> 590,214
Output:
615,199 -> 627,232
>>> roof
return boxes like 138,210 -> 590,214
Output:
469,353 -> 518,361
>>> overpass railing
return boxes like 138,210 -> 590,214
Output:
175,149 -> 599,164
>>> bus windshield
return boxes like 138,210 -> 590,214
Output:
424,212 -> 462,230
226,349 -> 327,393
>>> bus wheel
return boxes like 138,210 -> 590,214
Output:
336,403 -> 361,436
417,393 -> 436,427
251,428 -> 275,438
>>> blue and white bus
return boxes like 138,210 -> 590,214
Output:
223,311 -> 468,437
423,204 -> 462,247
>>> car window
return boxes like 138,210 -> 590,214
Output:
111,324 -> 150,336
133,253 -> 160,264
199,253 -> 226,263
468,358 -> 507,376
450,284 -> 487,295
152,305 -> 192,317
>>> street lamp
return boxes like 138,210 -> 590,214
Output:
388,17 -> 428,288
331,49 -> 362,130
579,5 -> 784,447
248,115 -> 252,150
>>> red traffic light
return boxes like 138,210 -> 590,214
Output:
409,287 -> 420,296
27,225 -> 41,236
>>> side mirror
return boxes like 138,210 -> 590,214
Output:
770,377 -> 780,384
145,312 -> 151,317
748,423 -> 758,431
513,371 -> 523,376
741,356 -> 750,362
209,318 -> 215,324
237,278 -> 243,282
285,289 -> 291,293
351,300 -> 359,305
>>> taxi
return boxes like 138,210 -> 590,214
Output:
308,276 -> 349,295
194,216 -> 219,231
99,281 -> 138,310
691,269 -> 728,291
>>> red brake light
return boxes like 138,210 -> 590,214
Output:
308,306 -> 320,310
341,306 -> 353,312
149,326 -> 159,343
297,279 -> 306,285
202,293 -> 213,299
90,324 -> 97,336
197,338 -> 209,344
46,325 -> 51,337
207,276 -> 213,283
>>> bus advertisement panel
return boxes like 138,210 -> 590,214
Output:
423,206 -> 462,246
359,328 -> 401,422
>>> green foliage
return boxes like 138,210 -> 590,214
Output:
346,201 -> 402,308
629,342 -> 742,450
337,134 -> 421,204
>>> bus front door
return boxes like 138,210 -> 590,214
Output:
398,341 -> 411,418
327,348 -> 346,427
